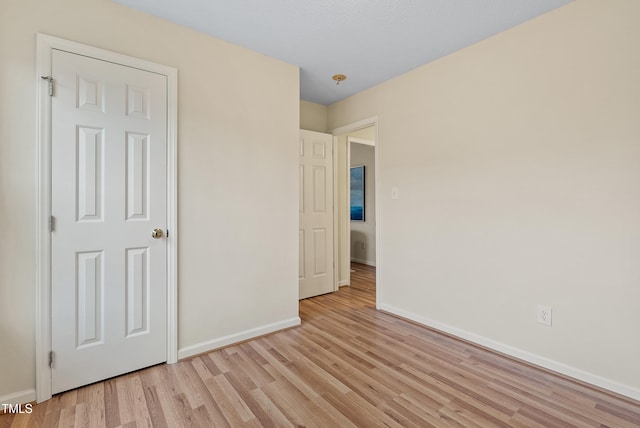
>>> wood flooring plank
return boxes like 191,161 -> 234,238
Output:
437,403 -> 490,428
264,333 -> 353,396
222,371 -> 273,427
24,404 -> 47,428
76,382 -> 106,428
300,326 -> 456,409
0,414 -> 15,428
260,378 -> 332,428
487,377 -> 618,427
3,415 -> 23,428
70,404 -> 88,428
42,396 -> 62,428
391,392 -> 449,427
515,403 -> 575,428
117,374 -> 151,427
185,405 -> 216,428
168,392 -> 201,427
319,389 -> 402,428
55,405 -> 75,428
231,346 -> 276,388
595,401 -> 640,425
102,379 -> 120,428
248,389 -> 295,428
188,357 -> 214,382
141,386 -> 167,428
144,369 -> 192,428
308,395 -> 360,428
199,354 -> 223,377
248,340 -> 320,402
178,362 -> 230,427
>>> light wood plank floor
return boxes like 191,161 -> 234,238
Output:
2,263 -> 639,427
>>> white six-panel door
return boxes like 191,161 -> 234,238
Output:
299,130 -> 334,299
51,49 -> 168,394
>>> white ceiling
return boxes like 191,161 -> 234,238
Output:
112,0 -> 572,105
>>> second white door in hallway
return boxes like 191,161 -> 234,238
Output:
299,130 -> 335,299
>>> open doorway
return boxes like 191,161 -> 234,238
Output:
332,120 -> 378,307
348,136 -> 376,267
348,135 -> 376,295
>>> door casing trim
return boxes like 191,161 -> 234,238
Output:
35,33 -> 178,403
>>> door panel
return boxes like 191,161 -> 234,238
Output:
126,132 -> 150,220
77,127 -> 103,221
51,49 -> 167,394
76,251 -> 103,348
313,166 -> 327,212
299,130 -> 334,299
313,228 -> 328,275
125,247 -> 149,336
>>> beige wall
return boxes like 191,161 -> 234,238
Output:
347,127 -> 375,142
0,0 -> 299,401
300,100 -> 328,133
329,0 -> 640,398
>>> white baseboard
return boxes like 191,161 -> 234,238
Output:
379,304 -> 640,402
350,257 -> 376,267
0,389 -> 36,406
177,317 -> 301,360
338,280 -> 350,286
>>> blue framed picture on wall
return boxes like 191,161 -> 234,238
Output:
350,165 -> 365,221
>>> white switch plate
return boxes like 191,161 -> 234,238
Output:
391,187 -> 399,199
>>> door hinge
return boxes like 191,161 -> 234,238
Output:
48,351 -> 54,368
49,215 -> 55,232
41,76 -> 54,96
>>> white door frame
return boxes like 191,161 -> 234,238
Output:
330,117 -> 380,309
35,33 -> 178,403
332,136 -> 339,292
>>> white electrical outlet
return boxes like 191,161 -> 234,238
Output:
537,305 -> 552,326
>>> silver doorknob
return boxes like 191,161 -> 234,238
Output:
151,228 -> 164,239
